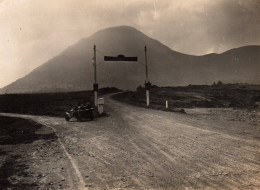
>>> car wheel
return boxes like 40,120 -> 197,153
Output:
90,112 -> 94,120
65,114 -> 70,122
77,114 -> 82,122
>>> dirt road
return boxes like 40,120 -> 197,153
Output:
1,94 -> 260,189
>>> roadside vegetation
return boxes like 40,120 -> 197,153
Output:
112,83 -> 260,112
1,83 -> 259,117
0,87 -> 120,117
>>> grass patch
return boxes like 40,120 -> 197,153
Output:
112,84 -> 260,111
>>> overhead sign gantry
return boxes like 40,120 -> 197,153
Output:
92,45 -> 151,108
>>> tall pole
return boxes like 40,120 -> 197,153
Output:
145,46 -> 148,82
94,44 -> 97,83
93,44 -> 98,107
144,46 -> 150,106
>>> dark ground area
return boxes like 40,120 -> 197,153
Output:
0,87 -> 119,117
0,116 -> 57,189
0,116 -> 56,145
113,84 -> 260,111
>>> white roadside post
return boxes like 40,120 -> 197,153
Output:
145,82 -> 151,106
146,90 -> 150,106
144,46 -> 151,106
166,100 -> 168,109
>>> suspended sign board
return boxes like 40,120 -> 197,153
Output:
104,55 -> 138,61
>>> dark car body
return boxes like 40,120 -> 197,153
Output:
65,103 -> 94,121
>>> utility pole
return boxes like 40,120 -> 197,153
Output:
145,46 -> 148,82
93,44 -> 98,107
144,46 -> 151,106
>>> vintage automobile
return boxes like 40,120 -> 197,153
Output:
65,102 -> 94,122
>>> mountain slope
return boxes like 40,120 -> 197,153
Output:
1,26 -> 260,93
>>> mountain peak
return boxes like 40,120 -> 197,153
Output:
97,25 -> 140,33
1,26 -> 260,94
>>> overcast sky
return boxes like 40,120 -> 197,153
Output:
0,0 -> 260,88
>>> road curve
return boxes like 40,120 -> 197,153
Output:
1,94 -> 260,189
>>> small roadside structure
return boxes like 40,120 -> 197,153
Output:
98,98 -> 105,114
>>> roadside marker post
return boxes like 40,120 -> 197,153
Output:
146,90 -> 150,106
144,46 -> 151,106
166,100 -> 168,109
145,81 -> 151,106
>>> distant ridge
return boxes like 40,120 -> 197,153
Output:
1,26 -> 260,93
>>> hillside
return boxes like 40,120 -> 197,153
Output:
1,26 -> 260,93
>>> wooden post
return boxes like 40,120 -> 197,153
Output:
93,44 -> 98,107
145,46 -> 148,82
94,91 -> 97,107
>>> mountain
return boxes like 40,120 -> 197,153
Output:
1,26 -> 260,93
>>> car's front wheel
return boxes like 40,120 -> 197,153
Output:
65,114 -> 70,122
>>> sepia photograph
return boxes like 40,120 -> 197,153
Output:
0,0 -> 260,189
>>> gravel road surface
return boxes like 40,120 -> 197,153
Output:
1,94 -> 260,189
